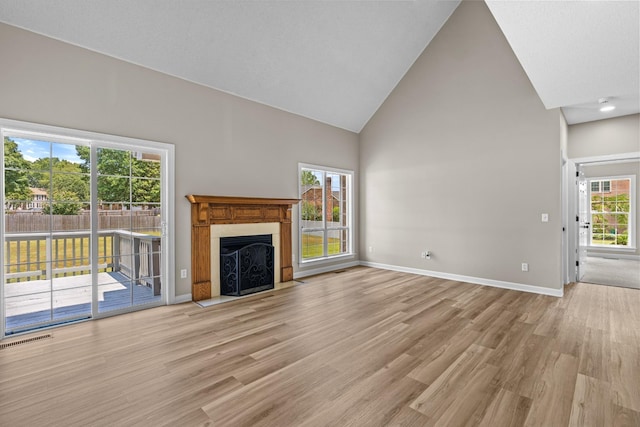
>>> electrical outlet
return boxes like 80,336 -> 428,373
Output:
180,269 -> 187,278
521,263 -> 529,272
421,251 -> 431,259
368,246 -> 374,253
541,213 -> 549,222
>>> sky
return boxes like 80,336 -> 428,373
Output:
10,138 -> 83,164
308,169 -> 341,192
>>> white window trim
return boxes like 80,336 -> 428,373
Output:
298,163 -> 354,265
587,174 -> 636,250
0,118 -> 176,337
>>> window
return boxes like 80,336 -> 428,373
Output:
591,180 -> 611,193
589,176 -> 634,247
299,164 -> 352,261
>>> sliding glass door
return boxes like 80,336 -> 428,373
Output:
2,123 -> 170,336
96,146 -> 163,314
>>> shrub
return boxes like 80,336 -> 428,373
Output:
616,235 -> 628,245
301,201 -> 321,221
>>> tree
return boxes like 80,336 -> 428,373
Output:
301,170 -> 320,186
30,157 -> 89,202
76,146 -> 160,206
52,159 -> 89,201
132,156 -> 161,204
42,191 -> 81,215
3,137 -> 32,207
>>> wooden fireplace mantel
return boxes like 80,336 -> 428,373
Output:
186,195 -> 300,301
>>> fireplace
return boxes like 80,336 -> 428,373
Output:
220,234 -> 274,296
186,195 -> 299,301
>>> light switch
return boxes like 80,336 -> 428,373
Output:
541,213 -> 549,222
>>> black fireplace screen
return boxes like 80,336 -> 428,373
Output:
220,235 -> 274,296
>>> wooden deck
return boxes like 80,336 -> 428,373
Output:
5,272 -> 161,332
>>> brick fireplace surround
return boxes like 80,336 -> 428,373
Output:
186,195 -> 299,301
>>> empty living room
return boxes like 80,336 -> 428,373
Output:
0,1 -> 639,426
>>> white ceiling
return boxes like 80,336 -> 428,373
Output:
486,0 -> 640,125
0,1 -> 638,132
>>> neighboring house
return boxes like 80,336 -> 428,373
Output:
27,187 -> 47,210
301,184 -> 339,221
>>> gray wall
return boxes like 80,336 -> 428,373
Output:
0,23 -> 360,298
359,1 -> 563,290
582,161 -> 640,257
568,114 -> 640,158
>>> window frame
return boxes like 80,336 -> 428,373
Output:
1,118 -> 176,337
587,175 -> 635,249
298,163 -> 353,264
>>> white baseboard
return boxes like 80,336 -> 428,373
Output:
360,261 -> 564,298
587,252 -> 640,261
172,293 -> 193,304
294,261 -> 361,280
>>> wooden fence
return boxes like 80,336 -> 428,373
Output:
5,212 -> 161,233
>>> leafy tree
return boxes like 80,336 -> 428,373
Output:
76,146 -> 160,205
75,146 -> 91,174
42,191 -> 81,215
30,157 -> 89,202
301,170 -> 320,186
132,156 -> 161,204
3,137 -> 32,205
51,159 -> 89,201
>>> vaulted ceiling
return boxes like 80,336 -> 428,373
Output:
0,0 -> 638,132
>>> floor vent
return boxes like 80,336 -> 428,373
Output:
334,270 -> 346,274
0,334 -> 52,350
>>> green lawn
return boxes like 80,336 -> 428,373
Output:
5,229 -> 161,277
591,239 -> 626,246
301,234 -> 343,259
4,236 -> 114,281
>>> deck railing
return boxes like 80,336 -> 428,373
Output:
4,230 -> 161,295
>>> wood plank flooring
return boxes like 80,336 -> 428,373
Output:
0,266 -> 638,426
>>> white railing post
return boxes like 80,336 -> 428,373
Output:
45,235 -> 52,280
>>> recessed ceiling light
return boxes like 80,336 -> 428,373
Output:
598,98 -> 615,112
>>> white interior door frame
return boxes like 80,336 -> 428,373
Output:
566,151 -> 640,284
565,159 -> 577,285
577,169 -> 589,282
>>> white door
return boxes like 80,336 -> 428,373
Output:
577,170 -> 589,281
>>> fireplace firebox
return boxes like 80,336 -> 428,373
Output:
220,234 -> 274,296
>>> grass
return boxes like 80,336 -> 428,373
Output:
4,236 -> 114,280
591,239 -> 627,246
301,234 -> 344,259
4,230 -> 159,281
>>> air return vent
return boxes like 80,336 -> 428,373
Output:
0,334 -> 52,349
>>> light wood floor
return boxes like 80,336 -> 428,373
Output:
1,266 -> 638,426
